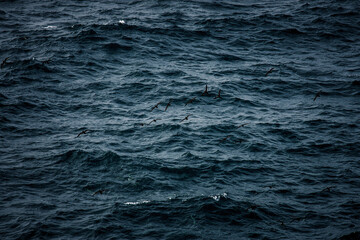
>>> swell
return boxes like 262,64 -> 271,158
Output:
1,0 -> 360,239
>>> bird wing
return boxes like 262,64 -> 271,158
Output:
165,102 -> 170,111
265,68 -> 273,76
313,94 -> 319,101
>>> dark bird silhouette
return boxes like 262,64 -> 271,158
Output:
1,57 -> 9,69
151,102 -> 161,112
233,138 -> 243,143
180,114 -> 191,123
148,119 -> 160,125
93,189 -> 107,196
165,100 -> 172,111
290,213 -> 311,223
246,205 -> 257,211
265,67 -> 274,76
185,97 -> 196,106
290,217 -> 304,223
219,135 -> 231,143
313,91 -> 322,101
201,84 -> 209,96
76,129 -> 89,138
41,59 -> 51,65
237,123 -> 249,128
321,186 -> 335,192
214,89 -> 222,99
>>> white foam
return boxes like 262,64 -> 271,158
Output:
210,192 -> 228,201
124,200 -> 150,205
44,25 -> 57,30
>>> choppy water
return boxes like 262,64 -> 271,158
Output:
1,0 -> 360,239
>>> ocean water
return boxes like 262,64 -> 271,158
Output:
1,0 -> 360,239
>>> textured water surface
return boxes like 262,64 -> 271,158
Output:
1,0 -> 360,239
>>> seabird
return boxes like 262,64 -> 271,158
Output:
185,97 -> 196,106
76,129 -> 89,138
180,114 -> 191,123
214,89 -> 222,99
151,102 -> 161,112
233,138 -> 243,143
42,59 -> 51,65
201,84 -> 209,96
290,217 -> 303,223
290,214 -> 310,223
165,100 -> 172,111
321,186 -> 335,192
237,123 -> 249,128
313,91 -> 322,101
148,119 -> 160,125
246,205 -> 257,211
1,57 -> 9,69
219,135 -> 231,143
93,189 -> 107,196
265,67 -> 274,76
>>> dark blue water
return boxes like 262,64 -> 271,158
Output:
1,0 -> 360,239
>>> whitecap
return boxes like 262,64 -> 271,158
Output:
210,192 -> 228,201
44,25 -> 57,30
211,195 -> 220,201
118,20 -> 125,24
124,200 -> 150,205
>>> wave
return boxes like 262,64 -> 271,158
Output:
103,43 -> 132,52
337,231 -> 360,240
259,28 -> 306,37
74,28 -> 107,41
2,1 -> 360,239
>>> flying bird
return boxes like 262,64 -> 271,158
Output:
321,186 -> 335,192
289,217 -> 304,223
237,123 -> 249,128
214,89 -> 222,99
93,189 -> 107,196
233,139 -> 243,143
1,57 -> 9,69
246,205 -> 257,211
148,119 -> 160,125
265,67 -> 274,76
151,102 -> 161,112
290,214 -> 311,223
201,84 -> 209,96
313,91 -> 322,101
76,129 -> 89,138
165,100 -> 172,111
219,135 -> 231,143
41,59 -> 51,65
180,114 -> 191,123
185,97 -> 196,106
